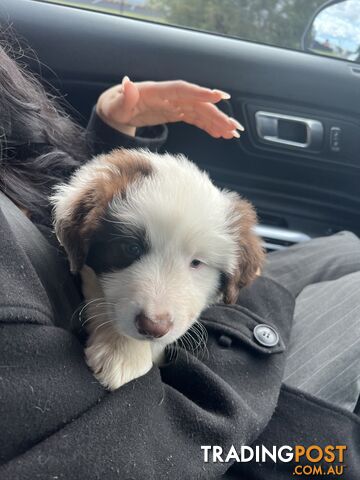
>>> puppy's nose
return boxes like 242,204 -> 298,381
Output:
135,311 -> 172,338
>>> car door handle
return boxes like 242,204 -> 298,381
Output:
255,111 -> 324,150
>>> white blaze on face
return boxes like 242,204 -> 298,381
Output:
99,152 -> 239,344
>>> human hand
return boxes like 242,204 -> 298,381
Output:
96,77 -> 244,139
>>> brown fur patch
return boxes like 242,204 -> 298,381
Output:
223,197 -> 265,304
56,149 -> 152,272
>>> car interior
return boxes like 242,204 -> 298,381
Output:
2,0 -> 359,255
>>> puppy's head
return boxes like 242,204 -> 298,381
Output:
52,149 -> 264,344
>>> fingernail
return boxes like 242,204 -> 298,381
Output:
213,89 -> 231,100
232,130 -> 240,138
230,118 -> 245,131
122,75 -> 130,86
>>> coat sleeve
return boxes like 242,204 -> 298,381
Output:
86,107 -> 168,155
0,209 -> 294,480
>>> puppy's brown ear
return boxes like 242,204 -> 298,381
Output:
223,196 -> 265,304
52,186 -> 109,273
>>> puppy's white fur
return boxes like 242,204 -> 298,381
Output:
52,149 -> 263,390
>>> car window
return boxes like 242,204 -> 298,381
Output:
37,1 -> 360,63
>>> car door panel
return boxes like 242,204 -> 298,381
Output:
2,0 -> 359,240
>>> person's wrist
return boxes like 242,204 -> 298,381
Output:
110,123 -> 137,137
95,102 -> 136,137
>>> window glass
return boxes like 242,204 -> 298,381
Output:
38,1 -> 360,63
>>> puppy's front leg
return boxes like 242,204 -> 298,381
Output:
81,266 -> 153,390
85,330 -> 153,390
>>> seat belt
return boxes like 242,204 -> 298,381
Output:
0,192 -> 82,329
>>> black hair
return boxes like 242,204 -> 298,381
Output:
0,33 -> 88,225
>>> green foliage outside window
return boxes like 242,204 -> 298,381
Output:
39,0 -> 327,51
148,0 -> 326,50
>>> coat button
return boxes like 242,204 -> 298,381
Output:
253,324 -> 279,347
218,335 -> 232,348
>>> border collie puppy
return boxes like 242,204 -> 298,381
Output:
52,149 -> 264,390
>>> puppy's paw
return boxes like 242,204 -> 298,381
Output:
85,334 -> 153,390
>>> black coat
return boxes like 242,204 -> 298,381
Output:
0,113 -> 359,479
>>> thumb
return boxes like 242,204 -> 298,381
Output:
104,76 -> 140,123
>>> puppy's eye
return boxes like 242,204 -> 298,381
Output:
190,259 -> 203,269
124,243 -> 143,258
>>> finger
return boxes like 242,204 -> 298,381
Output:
117,76 -> 140,112
229,117 -> 245,132
178,110 -> 224,138
104,77 -> 140,122
183,110 -> 242,139
222,131 -> 238,140
174,100 -> 244,132
149,80 -> 231,103
208,129 -> 241,140
178,102 -> 242,136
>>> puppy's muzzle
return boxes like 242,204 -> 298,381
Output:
135,311 -> 172,338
